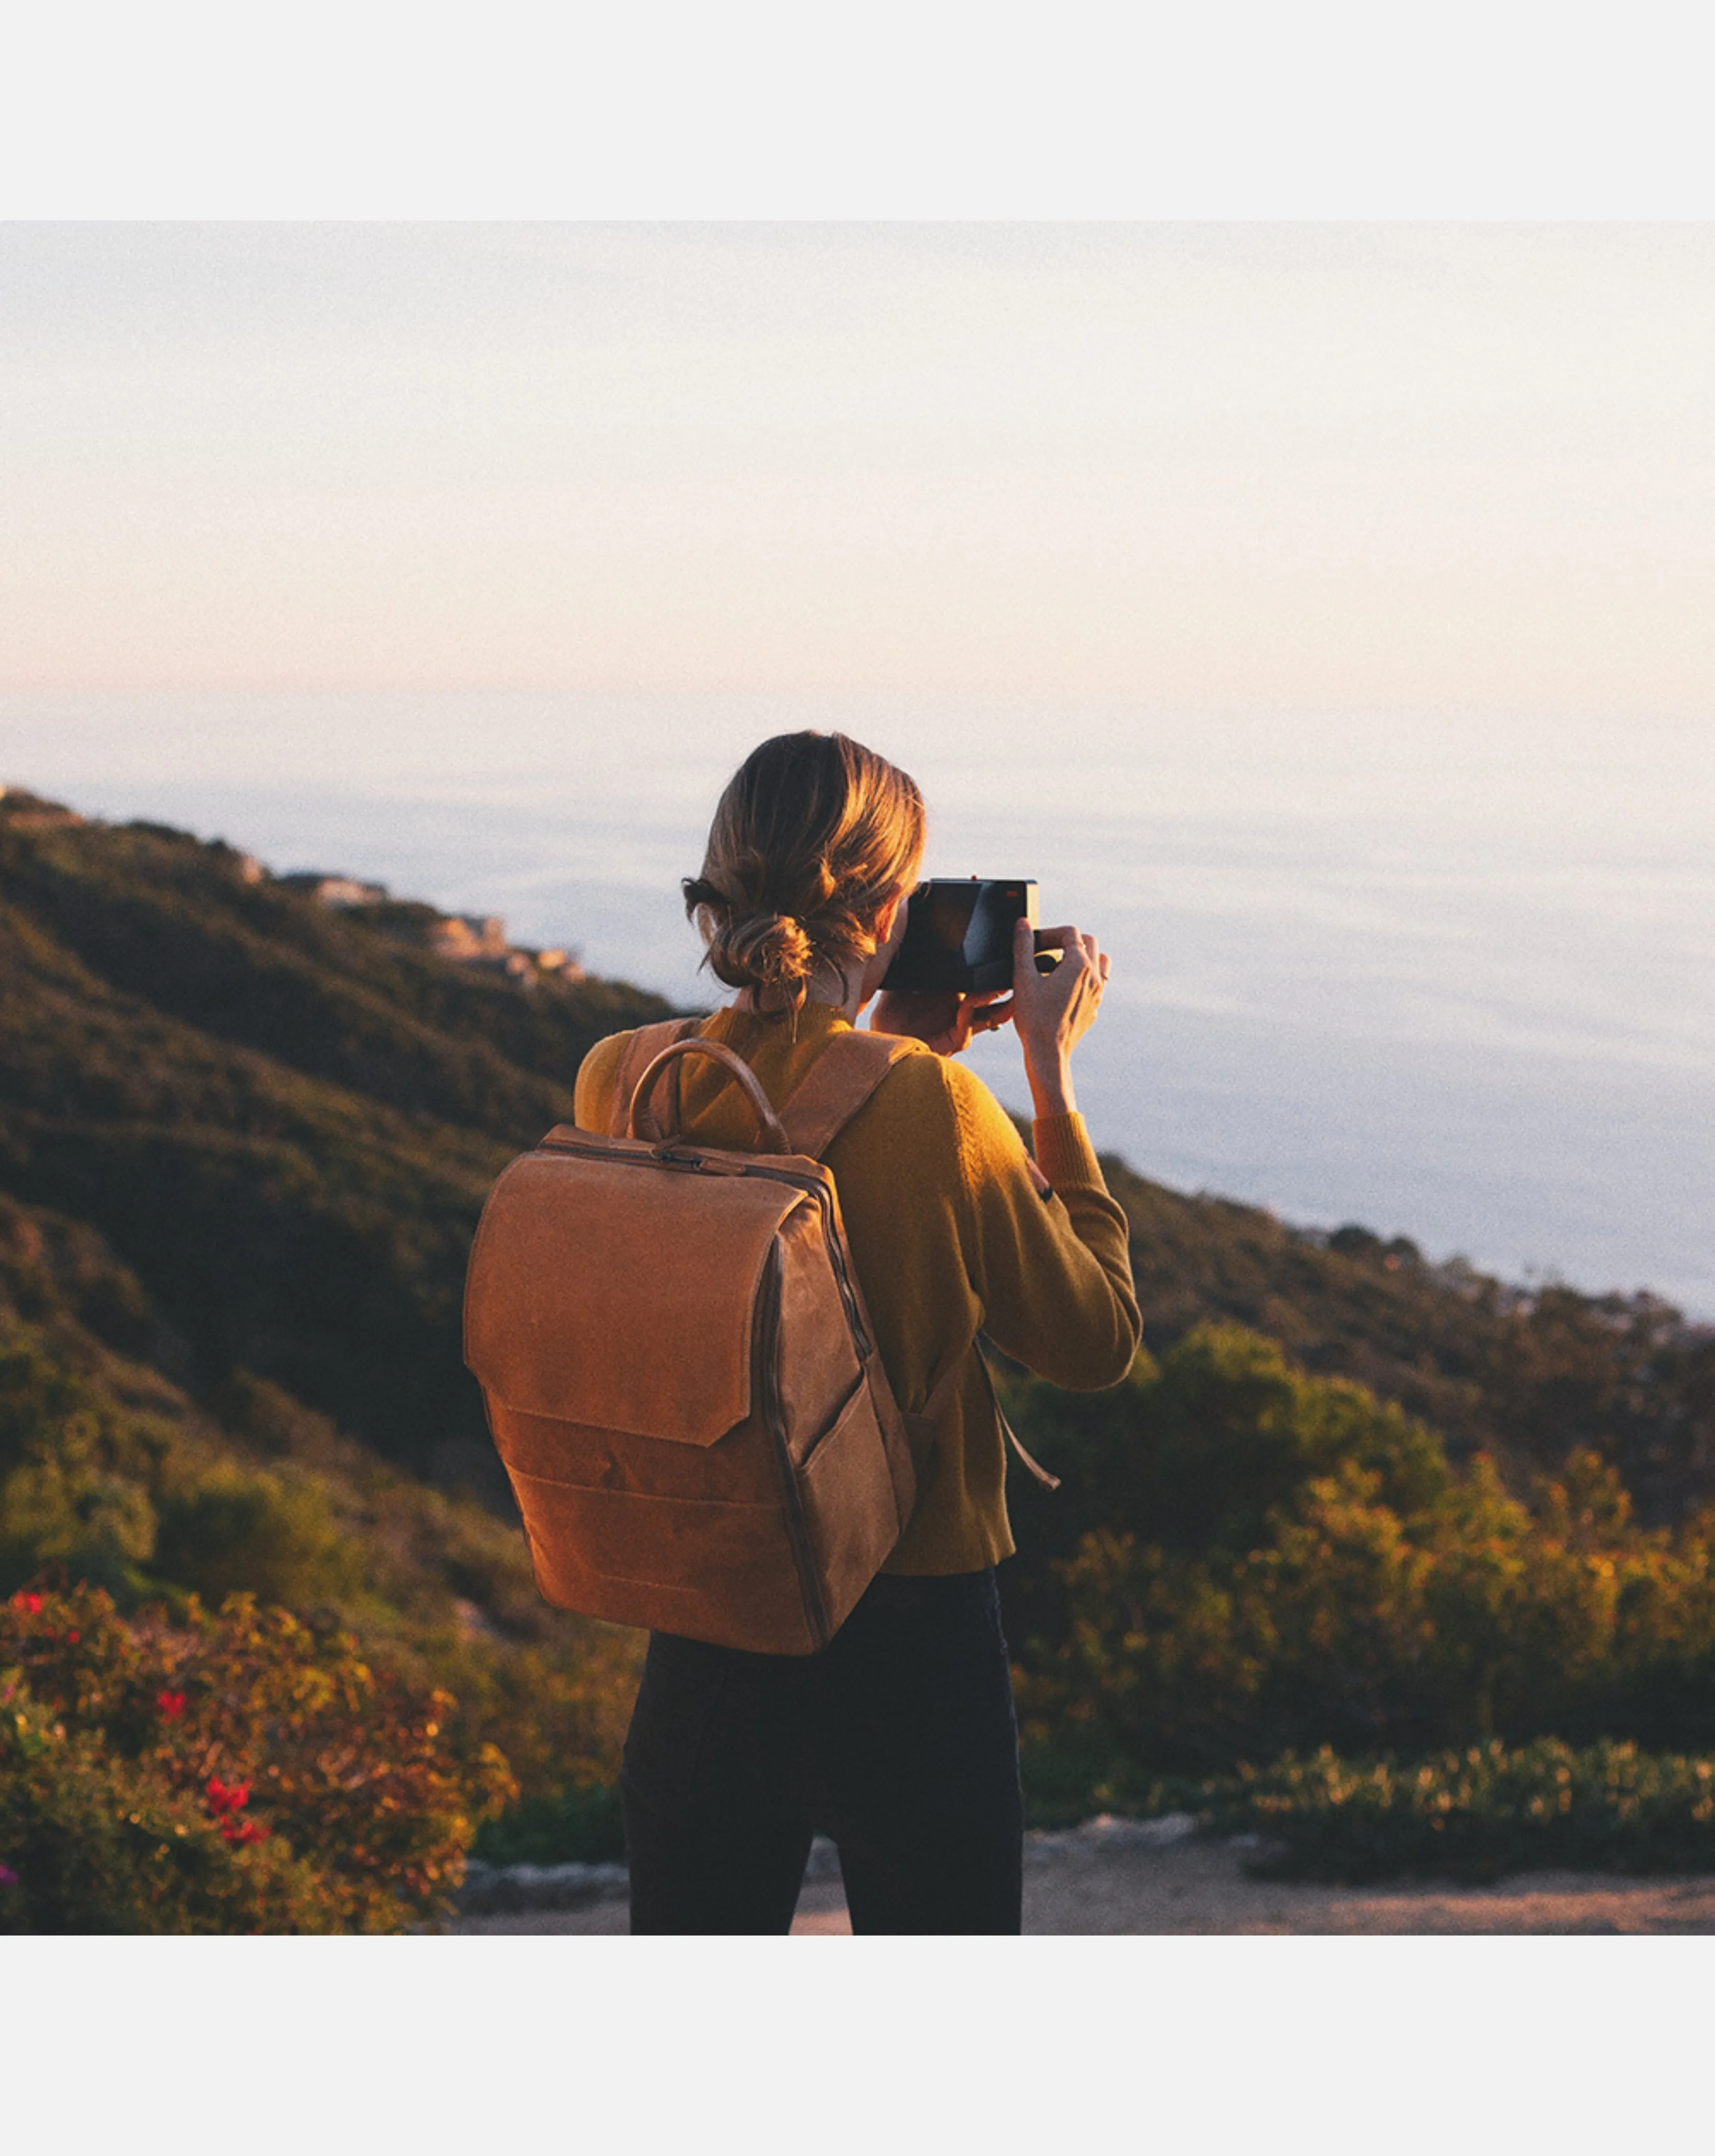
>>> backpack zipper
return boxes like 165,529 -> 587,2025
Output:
739,1166 -> 873,1365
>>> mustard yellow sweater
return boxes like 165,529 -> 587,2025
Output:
574,1002 -> 1142,1575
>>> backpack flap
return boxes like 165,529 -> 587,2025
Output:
464,1140 -> 806,1446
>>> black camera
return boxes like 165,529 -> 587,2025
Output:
881,878 -> 1044,994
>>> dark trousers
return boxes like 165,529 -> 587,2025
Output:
621,1567 -> 1024,1935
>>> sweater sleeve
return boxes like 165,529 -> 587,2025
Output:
944,1062 -> 1142,1391
573,1031 -> 631,1133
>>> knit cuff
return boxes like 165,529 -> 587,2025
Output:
1032,1111 -> 1105,1191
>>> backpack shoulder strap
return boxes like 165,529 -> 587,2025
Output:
607,1017 -> 701,1137
902,1342 -> 1061,1492
778,1028 -> 926,1161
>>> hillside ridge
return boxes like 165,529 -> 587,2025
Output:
3,784 -> 1710,1522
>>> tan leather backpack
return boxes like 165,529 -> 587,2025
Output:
463,1017 -> 942,1655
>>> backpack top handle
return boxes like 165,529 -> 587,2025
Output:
628,1037 -> 792,1154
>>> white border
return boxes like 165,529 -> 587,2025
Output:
2,2 -> 1713,218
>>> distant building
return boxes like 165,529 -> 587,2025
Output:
272,869 -> 583,984
428,915 -> 509,961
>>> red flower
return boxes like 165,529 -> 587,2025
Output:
205,1775 -> 251,1816
156,1689 -> 187,1720
12,1592 -> 43,1614
66,1631 -> 80,1643
221,1818 -> 269,1846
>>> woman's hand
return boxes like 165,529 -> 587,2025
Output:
869,918 -> 1109,1111
1007,917 -> 1110,1119
868,987 -> 1011,1058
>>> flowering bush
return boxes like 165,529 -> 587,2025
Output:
0,1582 -> 514,1933
1,1662 -> 333,1932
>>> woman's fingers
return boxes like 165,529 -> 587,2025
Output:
1005,916 -> 1110,1115
970,992 -> 1014,1033
955,989 -> 1016,1046
1072,930 -> 1108,989
1012,918 -> 1110,1054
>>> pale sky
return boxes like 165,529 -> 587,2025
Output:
4,221 -> 1714,712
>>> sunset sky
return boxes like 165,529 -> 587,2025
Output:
5,221 -> 1714,718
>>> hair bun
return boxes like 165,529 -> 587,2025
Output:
704,908 -> 816,995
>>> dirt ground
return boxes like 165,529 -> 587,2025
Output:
452,1835 -> 1715,1936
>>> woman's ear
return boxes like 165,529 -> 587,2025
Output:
875,886 -> 913,954
854,885 -> 914,1008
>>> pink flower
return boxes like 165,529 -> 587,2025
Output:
0,1863 -> 19,1888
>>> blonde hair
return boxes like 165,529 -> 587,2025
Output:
684,732 -> 926,1013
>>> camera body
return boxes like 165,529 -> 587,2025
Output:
882,878 -> 1039,994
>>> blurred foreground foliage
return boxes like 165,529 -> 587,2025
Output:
0,1307 -> 641,1898
1,1580 -> 514,1932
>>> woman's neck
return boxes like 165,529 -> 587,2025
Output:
733,961 -> 862,1023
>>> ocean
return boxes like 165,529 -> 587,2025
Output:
5,689 -> 1710,1315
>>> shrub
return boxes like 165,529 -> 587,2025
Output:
152,1463 -> 363,1610
1001,1326 -> 1454,1654
0,1329 -> 170,1601
0,1582 -> 515,1932
1,1665 -> 336,1933
1011,1332 -> 1715,1807
1202,1738 -> 1715,1883
472,1782 -> 627,1866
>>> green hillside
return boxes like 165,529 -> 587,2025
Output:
0,791 -> 671,1495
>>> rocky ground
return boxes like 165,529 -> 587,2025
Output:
451,1816 -> 1715,1935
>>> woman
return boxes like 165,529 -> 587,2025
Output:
573,731 -> 1140,1934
